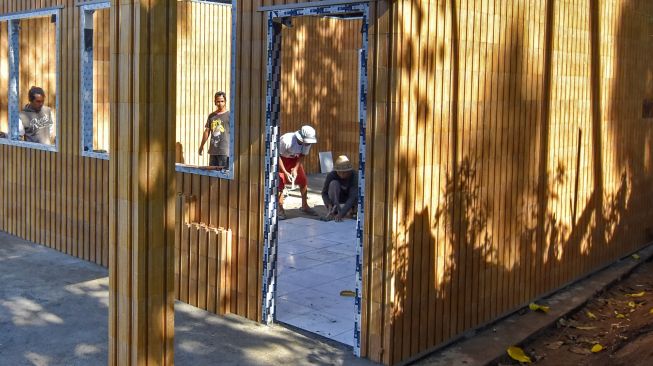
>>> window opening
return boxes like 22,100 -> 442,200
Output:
174,0 -> 237,179
0,8 -> 61,152
79,2 -> 110,160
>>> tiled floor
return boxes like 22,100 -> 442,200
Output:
276,217 -> 358,346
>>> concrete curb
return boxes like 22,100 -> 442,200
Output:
412,243 -> 653,366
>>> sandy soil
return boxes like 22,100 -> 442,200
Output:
496,259 -> 653,366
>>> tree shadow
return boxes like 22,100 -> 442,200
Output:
0,232 -> 109,365
604,0 -> 653,250
390,0 -> 653,364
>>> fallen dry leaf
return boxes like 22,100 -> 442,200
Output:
507,346 -> 532,363
586,311 -> 597,320
591,344 -> 604,353
529,303 -> 551,313
626,291 -> 646,298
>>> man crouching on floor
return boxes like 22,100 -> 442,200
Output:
322,155 -> 358,222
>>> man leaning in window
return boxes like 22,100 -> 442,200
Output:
18,86 -> 55,145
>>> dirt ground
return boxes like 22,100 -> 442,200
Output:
496,258 -> 653,366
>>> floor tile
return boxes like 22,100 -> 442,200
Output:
280,311 -> 354,340
274,217 -> 362,346
277,240 -> 315,256
275,298 -> 314,323
282,287 -> 355,322
295,248 -> 352,263
313,279 -> 357,298
276,280 -> 304,297
311,257 -> 357,278
326,242 -> 358,255
279,267 -> 342,288
319,230 -> 359,245
281,236 -> 343,250
277,254 -> 323,271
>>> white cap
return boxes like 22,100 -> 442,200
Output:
295,125 -> 317,144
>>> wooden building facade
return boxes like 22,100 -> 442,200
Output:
1,0 -> 653,365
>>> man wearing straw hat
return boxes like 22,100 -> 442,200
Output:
322,155 -> 358,222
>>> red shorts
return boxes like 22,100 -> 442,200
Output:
278,156 -> 307,190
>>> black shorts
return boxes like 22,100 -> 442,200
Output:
209,155 -> 229,168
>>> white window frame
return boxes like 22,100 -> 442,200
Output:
79,1 -> 110,160
0,7 -> 62,153
175,0 -> 237,180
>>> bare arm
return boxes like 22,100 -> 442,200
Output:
198,128 -> 210,155
292,155 -> 306,175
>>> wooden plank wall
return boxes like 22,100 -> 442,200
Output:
175,193 -> 233,315
280,16 -> 362,174
0,0 -> 112,269
1,0 -> 395,364
175,1 -> 231,167
387,0 -> 653,364
91,1 -> 232,160
4,1 -> 651,365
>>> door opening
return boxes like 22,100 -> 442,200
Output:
261,2 -> 369,357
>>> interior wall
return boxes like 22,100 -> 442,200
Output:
280,16 -> 362,174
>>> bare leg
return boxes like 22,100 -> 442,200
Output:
277,190 -> 287,219
300,185 -> 309,209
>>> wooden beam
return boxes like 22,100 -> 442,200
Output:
108,0 -> 177,364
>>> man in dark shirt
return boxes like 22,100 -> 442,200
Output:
198,91 -> 230,169
322,155 -> 358,222
18,86 -> 54,145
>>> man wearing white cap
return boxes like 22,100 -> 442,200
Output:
321,155 -> 358,222
277,125 -> 318,219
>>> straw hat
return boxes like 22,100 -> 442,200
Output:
334,155 -> 353,172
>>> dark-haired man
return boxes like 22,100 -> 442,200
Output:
198,91 -> 230,169
18,86 -> 54,145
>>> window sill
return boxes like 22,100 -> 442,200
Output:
0,138 -> 58,153
81,150 -> 109,160
175,163 -> 233,179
